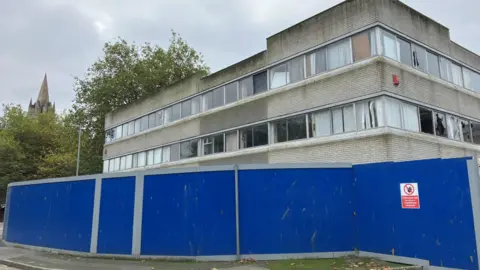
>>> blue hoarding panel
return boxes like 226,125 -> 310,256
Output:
141,171 -> 236,256
5,180 -> 95,252
97,176 -> 135,255
355,158 -> 477,270
239,168 -> 354,255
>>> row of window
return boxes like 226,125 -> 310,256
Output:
105,27 -> 480,144
380,29 -> 480,92
103,96 -> 480,173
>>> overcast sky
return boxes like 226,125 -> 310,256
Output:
1,0 -> 479,114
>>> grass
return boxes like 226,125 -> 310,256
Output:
264,257 -> 409,270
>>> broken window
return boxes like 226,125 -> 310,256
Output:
446,115 -> 461,141
180,140 -> 198,159
412,44 -> 427,73
419,108 -> 433,135
471,122 -> 480,145
202,134 -> 224,155
327,38 -> 352,70
434,112 -> 447,138
356,100 -> 384,130
427,52 -> 440,78
461,120 -> 472,143
352,30 -> 376,62
306,48 -> 327,77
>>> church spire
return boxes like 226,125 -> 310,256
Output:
36,73 -> 49,105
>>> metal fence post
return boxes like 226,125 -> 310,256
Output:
234,164 -> 240,260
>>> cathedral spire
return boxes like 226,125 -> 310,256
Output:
37,73 -> 49,105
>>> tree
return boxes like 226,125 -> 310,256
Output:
71,31 -> 209,174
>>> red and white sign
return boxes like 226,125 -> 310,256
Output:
400,183 -> 420,209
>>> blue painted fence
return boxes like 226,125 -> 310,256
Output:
3,158 -> 480,270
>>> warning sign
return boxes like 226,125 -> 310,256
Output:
400,183 -> 420,209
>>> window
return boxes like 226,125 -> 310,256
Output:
148,113 -> 156,129
397,38 -> 412,66
140,115 -> 148,132
288,56 -> 305,84
402,102 -> 419,132
471,122 -> 480,144
225,82 -> 238,104
203,91 -> 213,111
461,120 -> 472,143
240,76 -> 254,98
381,30 -> 397,60
203,134 -> 224,155
180,140 -> 198,159
127,121 -> 135,136
120,156 -> 126,171
108,159 -> 114,172
105,129 -> 113,143
171,103 -> 181,121
156,110 -> 164,126
137,152 -> 146,167
385,98 -> 402,129
153,148 -> 162,164
225,131 -> 238,152
164,107 -> 172,123
103,160 -> 109,173
327,38 -> 352,70
240,124 -> 268,149
451,63 -> 463,87
356,100 -> 383,130
116,125 -> 123,139
419,108 -> 434,135
426,52 -> 440,77
412,44 -> 427,73
306,48 -> 327,77
114,157 -> 120,171
273,115 -> 307,143
126,155 -> 133,169
332,105 -> 355,134
181,99 -> 192,118
170,143 -> 180,162
434,112 -> 447,138
439,57 -> 453,82
463,68 -> 480,92
270,64 -> 287,89
147,150 -> 154,166
446,115 -> 461,141
203,137 -> 213,155
312,110 -> 331,137
134,119 -> 141,133
253,71 -> 268,94
352,30 -> 375,62
122,124 -> 128,138
162,146 -> 170,163
212,87 -> 225,108
132,153 -> 138,168
191,96 -> 202,114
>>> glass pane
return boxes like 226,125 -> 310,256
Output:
253,124 -> 268,147
122,124 -> 128,137
327,38 -> 353,70
385,97 -> 402,129
382,31 -> 397,60
156,110 -> 164,126
171,103 -> 181,121
270,64 -> 287,89
182,99 -> 192,118
446,115 -> 461,141
114,158 -> 120,171
451,63 -> 463,87
170,143 -> 180,161
203,137 -> 213,155
412,44 -> 427,73
132,153 -> 138,168
352,31 -> 372,62
162,146 -> 170,163
126,155 -> 133,169
439,57 -> 453,82
147,150 -> 154,165
273,119 -> 288,143
419,107 -> 434,135
225,131 -> 238,152
191,96 -> 202,114
471,123 -> 480,144
434,112 -> 447,137
398,38 -> 412,66
181,140 -> 198,159
287,115 -> 307,141
134,119 -> 141,133
148,113 -> 156,129
225,82 -> 238,104
116,126 -> 123,139
127,121 -> 135,136
461,120 -> 471,143
153,148 -> 162,164
427,52 -> 440,77
288,56 -> 304,84
343,105 -> 355,132
140,115 -> 148,132
213,134 -> 224,153
203,91 -> 213,111
137,152 -> 146,167
239,128 -> 253,149
108,159 -> 114,172
103,160 -> 109,172
402,102 -> 419,132
313,110 -> 331,137
212,87 -> 224,108
356,100 -> 383,130
240,76 -> 254,98
332,108 -> 343,134
253,71 -> 267,94
464,69 -> 480,92
120,156 -> 126,170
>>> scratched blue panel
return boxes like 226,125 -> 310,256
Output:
5,180 -> 95,252
141,171 -> 236,256
355,158 -> 477,270
97,176 -> 135,255
239,168 -> 354,254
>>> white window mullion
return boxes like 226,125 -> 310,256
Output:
305,114 -> 310,138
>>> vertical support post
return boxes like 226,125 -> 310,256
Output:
132,172 -> 145,257
466,154 -> 480,270
90,176 -> 102,253
234,164 -> 241,260
76,126 -> 82,176
3,186 -> 11,241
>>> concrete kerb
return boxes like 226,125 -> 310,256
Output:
0,258 -> 55,270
